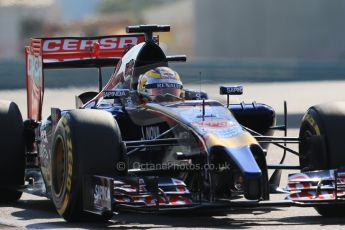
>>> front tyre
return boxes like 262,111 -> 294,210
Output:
51,109 -> 123,222
0,100 -> 25,202
299,102 -> 345,217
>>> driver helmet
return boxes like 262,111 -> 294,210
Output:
137,67 -> 183,100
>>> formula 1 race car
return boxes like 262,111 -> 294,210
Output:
1,24 -> 345,222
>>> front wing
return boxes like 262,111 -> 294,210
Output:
82,169 -> 345,216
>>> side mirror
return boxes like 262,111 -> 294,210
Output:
219,85 -> 243,108
219,86 -> 243,95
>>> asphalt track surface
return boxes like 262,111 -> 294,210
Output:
1,81 -> 345,229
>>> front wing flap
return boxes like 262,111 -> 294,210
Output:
286,168 -> 345,201
83,175 -> 193,216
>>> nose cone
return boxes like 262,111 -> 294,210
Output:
225,146 -> 264,200
210,145 -> 264,200
225,146 -> 262,179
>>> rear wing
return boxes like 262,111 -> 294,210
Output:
25,34 -> 146,120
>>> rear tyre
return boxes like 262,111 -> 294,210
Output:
299,102 -> 345,217
51,109 -> 124,222
0,100 -> 25,202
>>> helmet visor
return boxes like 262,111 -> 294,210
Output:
145,83 -> 183,98
147,88 -> 183,98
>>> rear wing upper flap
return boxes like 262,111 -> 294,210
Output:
26,34 -> 147,68
25,34 -> 147,121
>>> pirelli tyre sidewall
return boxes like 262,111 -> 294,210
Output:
0,100 -> 25,202
51,110 -> 123,221
51,115 -> 74,218
299,107 -> 328,170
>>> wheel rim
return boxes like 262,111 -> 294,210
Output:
299,125 -> 314,171
52,136 -> 66,197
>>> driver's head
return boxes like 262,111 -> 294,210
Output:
137,67 -> 183,101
